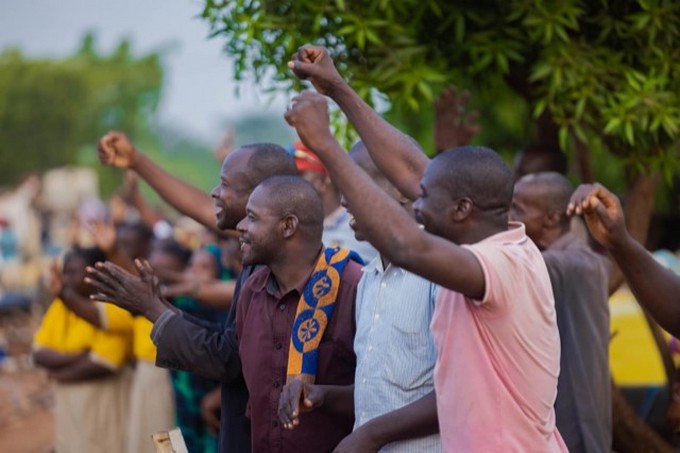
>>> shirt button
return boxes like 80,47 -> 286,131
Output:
381,282 -> 387,288
368,345 -> 373,351
278,303 -> 286,311
362,378 -> 366,384
273,381 -> 280,389
374,314 -> 380,320
272,420 -> 279,428
275,342 -> 283,350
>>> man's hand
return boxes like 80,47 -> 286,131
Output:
434,85 -> 480,153
284,91 -> 335,154
278,380 -> 325,430
567,183 -> 628,250
87,219 -> 117,255
97,131 -> 137,169
200,388 -> 222,433
288,46 -> 344,96
85,259 -> 167,322
333,425 -> 382,453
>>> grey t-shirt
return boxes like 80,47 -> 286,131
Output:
543,232 -> 611,453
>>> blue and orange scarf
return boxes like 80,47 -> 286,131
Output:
286,246 -> 361,384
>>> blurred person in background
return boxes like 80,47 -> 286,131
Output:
33,246 -> 132,453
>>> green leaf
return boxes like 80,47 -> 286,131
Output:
559,126 -> 569,150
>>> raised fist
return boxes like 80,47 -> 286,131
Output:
97,131 -> 136,169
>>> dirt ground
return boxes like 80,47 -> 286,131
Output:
0,307 -> 54,453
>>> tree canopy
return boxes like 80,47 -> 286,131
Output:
201,0 -> 680,182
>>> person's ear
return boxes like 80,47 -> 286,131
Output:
281,215 -> 299,239
451,197 -> 474,221
544,210 -> 561,228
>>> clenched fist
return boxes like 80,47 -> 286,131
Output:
283,91 -> 335,154
97,131 -> 137,169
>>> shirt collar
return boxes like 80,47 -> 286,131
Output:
475,221 -> 528,246
323,206 -> 348,229
256,252 -> 324,298
361,254 -> 404,276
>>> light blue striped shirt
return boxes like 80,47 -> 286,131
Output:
354,257 -> 441,452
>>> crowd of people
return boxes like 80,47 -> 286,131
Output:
29,44 -> 680,453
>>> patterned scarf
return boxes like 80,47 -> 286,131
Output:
286,246 -> 361,384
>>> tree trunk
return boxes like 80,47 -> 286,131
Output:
574,138 -> 594,183
624,172 -> 661,245
607,172 -> 661,294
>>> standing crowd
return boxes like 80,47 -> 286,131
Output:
32,45 -> 680,453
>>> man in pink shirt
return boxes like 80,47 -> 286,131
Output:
281,45 -> 566,452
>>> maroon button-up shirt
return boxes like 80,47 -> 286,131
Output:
236,260 -> 361,453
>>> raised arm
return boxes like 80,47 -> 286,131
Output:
123,170 -> 167,231
285,92 -> 484,298
288,46 -> 429,200
568,183 -> 680,336
98,131 -> 219,233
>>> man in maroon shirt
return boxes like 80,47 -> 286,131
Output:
235,175 -> 361,452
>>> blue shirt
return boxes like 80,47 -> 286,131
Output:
354,257 -> 441,452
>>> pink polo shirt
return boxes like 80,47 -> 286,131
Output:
431,222 -> 566,452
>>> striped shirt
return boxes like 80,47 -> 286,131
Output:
354,257 -> 441,452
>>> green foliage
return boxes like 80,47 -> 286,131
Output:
0,34 -> 163,190
201,0 -> 680,178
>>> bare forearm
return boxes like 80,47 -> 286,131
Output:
611,234 -> 680,336
362,391 -> 438,446
194,281 -> 235,310
329,83 -> 428,200
129,189 -> 163,230
131,151 -> 218,232
60,294 -> 103,328
165,280 -> 233,309
49,355 -> 114,383
33,349 -> 87,370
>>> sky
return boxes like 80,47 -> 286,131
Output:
0,0 -> 289,144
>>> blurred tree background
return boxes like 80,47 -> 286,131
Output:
0,33 -> 294,202
0,34 -> 162,192
199,0 -> 680,450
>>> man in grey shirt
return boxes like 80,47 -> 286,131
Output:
511,172 -> 611,453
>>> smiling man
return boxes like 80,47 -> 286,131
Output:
281,43 -> 567,451
94,133 -> 299,452
233,175 -> 361,452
